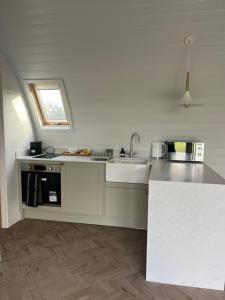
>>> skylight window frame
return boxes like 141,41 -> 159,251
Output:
25,79 -> 73,130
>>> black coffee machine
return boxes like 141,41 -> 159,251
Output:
30,141 -> 42,156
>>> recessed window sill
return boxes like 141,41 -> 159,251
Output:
39,125 -> 73,132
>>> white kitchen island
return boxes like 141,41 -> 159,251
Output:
146,160 -> 225,291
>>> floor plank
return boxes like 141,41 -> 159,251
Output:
0,219 -> 224,300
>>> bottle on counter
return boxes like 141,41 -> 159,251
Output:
120,148 -> 126,157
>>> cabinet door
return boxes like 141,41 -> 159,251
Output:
105,187 -> 148,219
61,162 -> 104,215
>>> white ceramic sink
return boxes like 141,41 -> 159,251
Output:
109,158 -> 148,164
106,158 -> 151,184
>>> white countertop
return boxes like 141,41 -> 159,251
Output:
17,155 -> 225,185
150,160 -> 225,185
17,155 -> 109,164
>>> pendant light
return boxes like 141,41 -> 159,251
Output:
179,35 -> 203,108
180,35 -> 194,108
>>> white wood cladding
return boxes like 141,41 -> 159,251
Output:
0,0 -> 225,176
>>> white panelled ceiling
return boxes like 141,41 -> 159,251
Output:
1,0 -> 225,79
1,0 -> 225,178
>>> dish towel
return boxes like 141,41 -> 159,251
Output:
26,172 -> 39,207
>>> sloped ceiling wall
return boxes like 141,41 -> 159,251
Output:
1,0 -> 225,175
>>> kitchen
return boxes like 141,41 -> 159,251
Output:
1,1 -> 225,299
16,139 -> 225,291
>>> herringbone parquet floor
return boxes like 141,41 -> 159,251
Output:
0,219 -> 224,300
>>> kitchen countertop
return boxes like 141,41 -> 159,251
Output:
17,155 -> 152,164
150,159 -> 225,185
17,155 -> 110,164
17,155 -> 225,185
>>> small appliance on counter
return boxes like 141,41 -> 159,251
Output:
151,142 -> 167,159
166,141 -> 204,162
30,141 -> 42,156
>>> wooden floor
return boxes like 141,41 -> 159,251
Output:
0,220 -> 224,300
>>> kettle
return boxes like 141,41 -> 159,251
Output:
151,141 -> 167,159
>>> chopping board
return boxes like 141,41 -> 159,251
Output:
63,152 -> 92,157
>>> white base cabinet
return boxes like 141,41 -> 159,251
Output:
21,162 -> 148,229
61,162 -> 104,216
105,185 -> 148,223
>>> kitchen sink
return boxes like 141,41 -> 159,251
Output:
91,157 -> 110,162
109,158 -> 148,164
106,157 -> 151,184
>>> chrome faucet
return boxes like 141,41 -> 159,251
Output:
129,132 -> 140,157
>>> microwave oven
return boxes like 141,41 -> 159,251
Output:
166,141 -> 204,162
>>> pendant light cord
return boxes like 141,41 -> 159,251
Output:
187,44 -> 191,72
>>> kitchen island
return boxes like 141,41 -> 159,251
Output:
146,160 -> 225,291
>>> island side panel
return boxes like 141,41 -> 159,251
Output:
146,180 -> 225,291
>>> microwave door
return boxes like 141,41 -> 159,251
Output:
175,142 -> 187,161
192,143 -> 195,160
186,143 -> 193,161
167,142 -> 177,160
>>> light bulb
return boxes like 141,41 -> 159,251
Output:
181,91 -> 193,108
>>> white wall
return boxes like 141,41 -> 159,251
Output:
0,74 -> 7,227
0,54 -> 35,227
0,0 -> 225,176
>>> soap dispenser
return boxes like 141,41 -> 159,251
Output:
120,148 -> 126,157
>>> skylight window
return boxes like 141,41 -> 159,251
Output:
27,80 -> 72,128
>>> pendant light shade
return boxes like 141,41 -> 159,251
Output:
181,91 -> 192,108
181,71 -> 192,108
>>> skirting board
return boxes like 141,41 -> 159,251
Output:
22,208 -> 147,230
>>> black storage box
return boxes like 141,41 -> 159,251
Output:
30,141 -> 42,156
